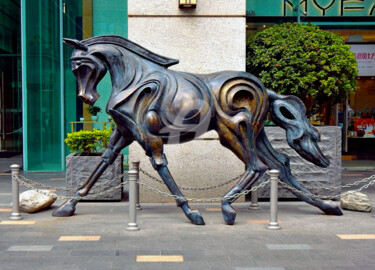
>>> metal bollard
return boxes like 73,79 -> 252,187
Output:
131,160 -> 142,210
9,164 -> 23,220
249,189 -> 260,210
126,170 -> 140,231
267,169 -> 281,230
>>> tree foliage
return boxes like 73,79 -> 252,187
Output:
246,23 -> 357,106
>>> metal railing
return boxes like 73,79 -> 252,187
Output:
8,162 -> 375,232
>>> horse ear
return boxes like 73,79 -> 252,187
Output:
63,38 -> 88,51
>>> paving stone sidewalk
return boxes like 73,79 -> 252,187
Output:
0,170 -> 375,270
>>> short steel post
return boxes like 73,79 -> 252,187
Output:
9,164 -> 23,220
249,189 -> 260,210
126,170 -> 140,231
267,169 -> 281,230
131,160 -> 142,210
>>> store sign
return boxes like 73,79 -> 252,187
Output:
350,44 -> 375,76
247,0 -> 375,17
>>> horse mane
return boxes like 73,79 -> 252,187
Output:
81,35 -> 179,68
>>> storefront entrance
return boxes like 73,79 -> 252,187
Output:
0,0 -> 22,158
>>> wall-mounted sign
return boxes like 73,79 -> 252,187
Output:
247,0 -> 375,17
350,44 -> 375,76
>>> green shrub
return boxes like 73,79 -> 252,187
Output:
247,23 -> 357,107
65,129 -> 111,155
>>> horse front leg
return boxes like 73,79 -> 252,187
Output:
149,149 -> 205,225
53,129 -> 132,217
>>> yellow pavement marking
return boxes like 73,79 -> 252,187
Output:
136,255 -> 184,262
247,220 -> 282,224
0,208 -> 12,212
0,173 -> 11,176
0,221 -> 36,225
337,234 -> 375,240
50,178 -> 66,181
58,236 -> 101,241
205,208 -> 221,212
342,173 -> 364,177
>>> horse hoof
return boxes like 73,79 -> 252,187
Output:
321,201 -> 343,216
187,210 -> 205,225
52,201 -> 76,217
222,203 -> 237,225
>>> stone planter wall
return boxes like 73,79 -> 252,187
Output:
258,126 -> 342,198
130,127 -> 341,202
66,153 -> 123,201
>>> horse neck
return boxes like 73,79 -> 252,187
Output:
97,46 -> 138,95
103,46 -> 162,95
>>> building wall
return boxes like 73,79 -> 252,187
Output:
128,0 -> 247,203
128,0 -> 246,73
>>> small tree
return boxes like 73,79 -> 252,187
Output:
86,105 -> 102,116
247,23 -> 357,113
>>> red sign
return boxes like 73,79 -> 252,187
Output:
350,44 -> 375,76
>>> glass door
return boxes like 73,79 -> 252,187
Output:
0,0 -> 22,156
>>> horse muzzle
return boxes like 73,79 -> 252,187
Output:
293,137 -> 330,168
78,92 -> 99,106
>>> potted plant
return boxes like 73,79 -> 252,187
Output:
86,105 -> 102,121
64,128 -> 123,201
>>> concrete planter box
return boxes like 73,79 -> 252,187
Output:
130,126 -> 341,202
66,153 -> 123,201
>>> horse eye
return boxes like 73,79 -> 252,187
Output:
280,106 -> 296,120
76,60 -> 82,66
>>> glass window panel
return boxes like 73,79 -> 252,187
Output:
23,0 -> 62,170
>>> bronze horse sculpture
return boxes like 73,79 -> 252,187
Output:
53,35 -> 342,225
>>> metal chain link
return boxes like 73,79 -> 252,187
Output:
17,171 -> 129,193
139,168 -> 244,191
12,174 -> 128,200
18,175 -> 73,192
10,166 -> 375,203
304,174 -> 375,191
137,178 -> 270,202
278,176 -> 375,200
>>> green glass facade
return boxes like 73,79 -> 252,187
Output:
19,0 -> 127,171
22,0 -> 63,170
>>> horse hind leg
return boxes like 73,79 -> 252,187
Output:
217,121 -> 267,225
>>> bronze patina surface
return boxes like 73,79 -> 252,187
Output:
53,36 -> 342,225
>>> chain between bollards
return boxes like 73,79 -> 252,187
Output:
267,169 -> 281,230
131,160 -> 142,210
9,164 -> 23,220
126,170 -> 140,231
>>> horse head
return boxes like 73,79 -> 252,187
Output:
63,38 -> 107,105
268,91 -> 330,168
